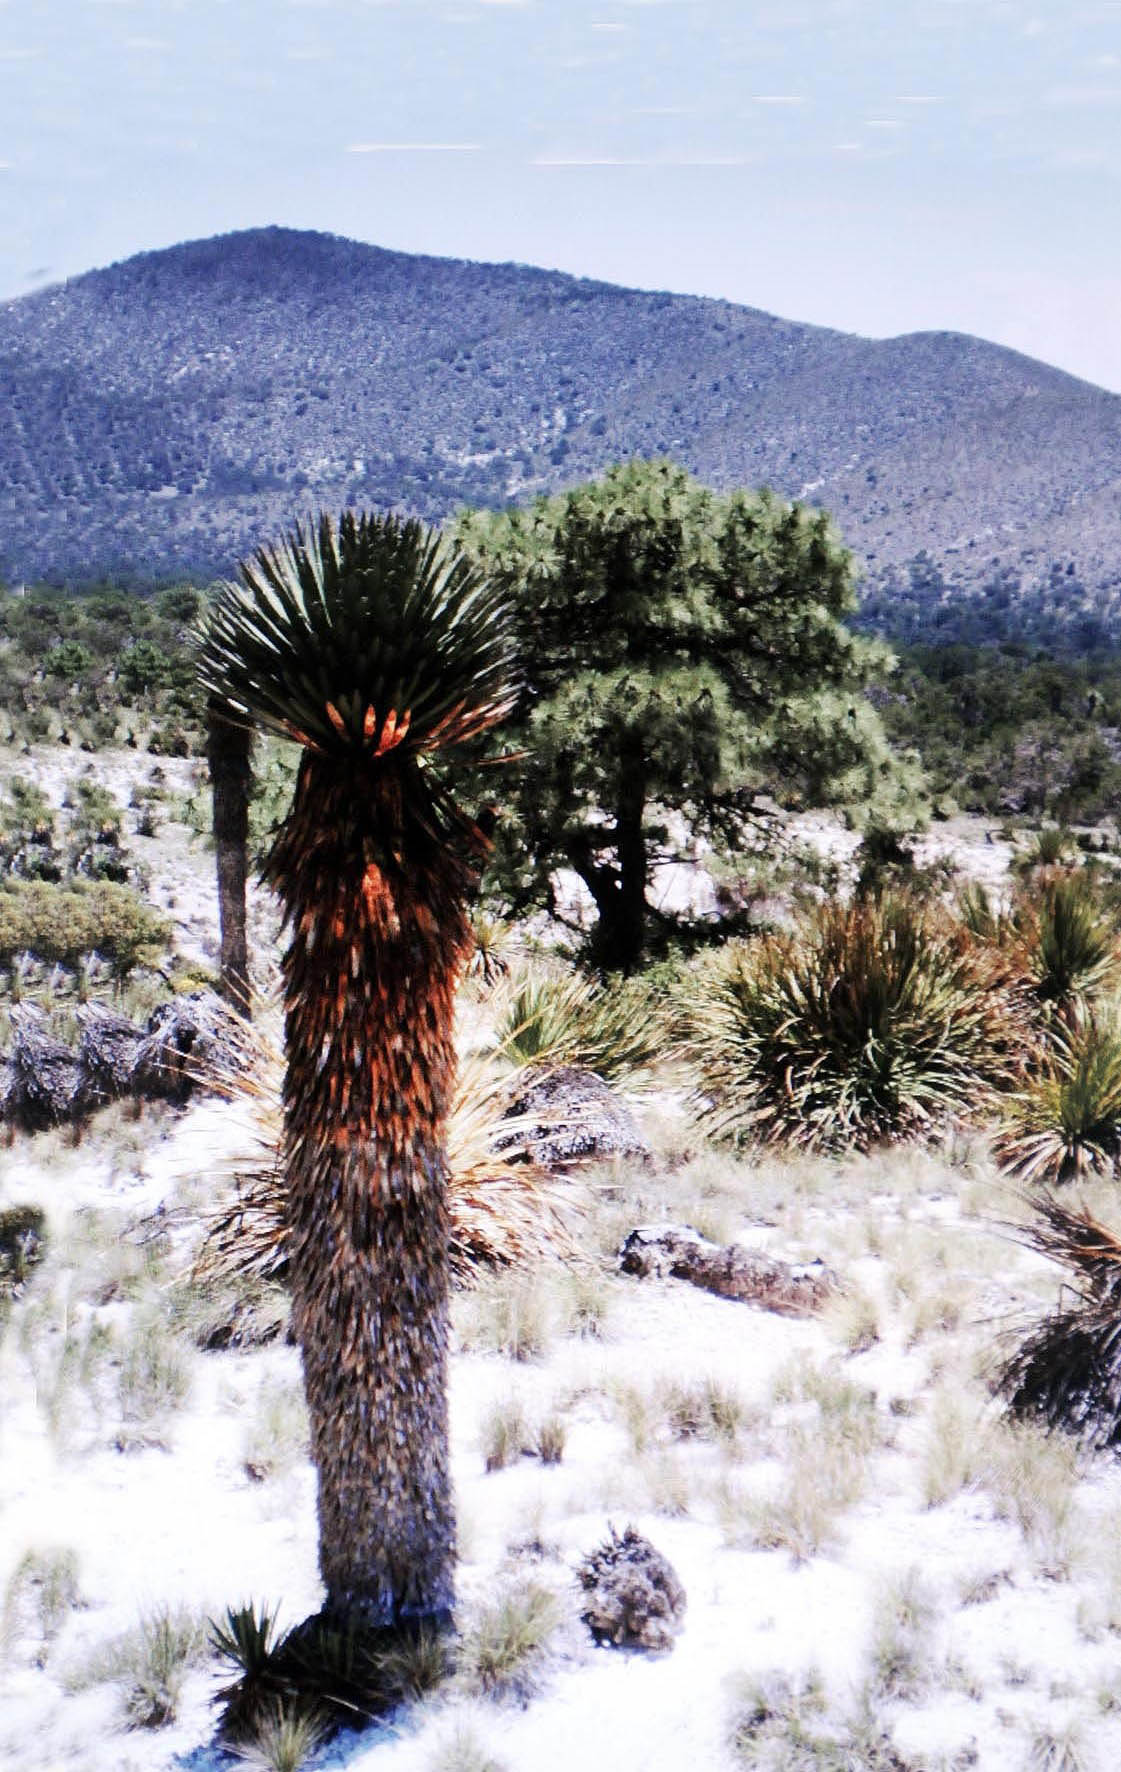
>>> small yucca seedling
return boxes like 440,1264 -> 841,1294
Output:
995,1014 -> 1121,1187
1026,873 -> 1116,1013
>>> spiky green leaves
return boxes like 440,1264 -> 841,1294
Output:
197,512 -> 516,760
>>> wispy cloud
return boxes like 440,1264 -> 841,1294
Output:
347,141 -> 483,152
1044,83 -> 1121,106
533,152 -> 748,165
750,95 -> 807,105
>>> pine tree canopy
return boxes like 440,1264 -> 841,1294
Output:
456,460 -> 925,971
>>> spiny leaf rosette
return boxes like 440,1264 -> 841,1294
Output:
198,512 -> 516,1638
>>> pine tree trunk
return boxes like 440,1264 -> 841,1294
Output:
267,752 -> 472,1626
206,696 -> 253,1019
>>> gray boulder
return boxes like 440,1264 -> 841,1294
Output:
76,1004 -> 143,1109
503,1065 -> 649,1167
131,990 -> 239,1104
577,1526 -> 686,1652
8,1009 -> 81,1130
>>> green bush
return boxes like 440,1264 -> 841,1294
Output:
0,879 -> 170,977
690,895 -> 1018,1151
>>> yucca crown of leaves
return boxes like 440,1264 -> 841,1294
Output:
197,510 -> 517,759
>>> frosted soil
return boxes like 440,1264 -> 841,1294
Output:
4,1099 -> 1121,1772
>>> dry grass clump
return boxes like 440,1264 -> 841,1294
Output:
457,1272 -> 555,1362
64,1604 -> 211,1728
458,1579 -> 564,1700
115,1307 -> 192,1441
242,1377 -> 309,1483
866,1568 -> 938,1701
427,1720 -> 510,1772
981,1419 -> 1081,1568
228,1699 -> 326,1772
726,1669 -> 923,1770
995,1195 -> 1121,1453
688,895 -> 1020,1152
1,1546 -> 82,1665
1025,1722 -> 1091,1772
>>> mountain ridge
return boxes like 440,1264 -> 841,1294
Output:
1,225 -> 1118,638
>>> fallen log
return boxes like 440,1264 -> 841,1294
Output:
618,1223 -> 840,1317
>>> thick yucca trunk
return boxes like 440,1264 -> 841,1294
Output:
268,751 -> 474,1626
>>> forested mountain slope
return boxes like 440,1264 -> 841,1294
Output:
1,226 -> 1119,638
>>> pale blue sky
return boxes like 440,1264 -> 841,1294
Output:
1,0 -> 1120,386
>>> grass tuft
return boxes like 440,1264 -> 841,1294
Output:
459,1580 -> 563,1700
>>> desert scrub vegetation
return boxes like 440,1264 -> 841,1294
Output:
688,894 -> 1020,1152
0,877 -> 171,991
242,1376 -> 309,1483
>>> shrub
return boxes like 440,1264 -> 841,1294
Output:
0,878 -> 170,978
690,895 -> 1019,1151
995,1012 -> 1121,1185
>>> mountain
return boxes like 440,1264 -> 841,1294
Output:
2,226 -> 1120,640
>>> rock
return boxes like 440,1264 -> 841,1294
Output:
618,1223 -> 840,1316
76,1004 -> 143,1109
131,990 -> 240,1104
8,1009 -> 81,1130
0,1202 -> 46,1290
577,1526 -> 686,1652
502,1065 -> 649,1167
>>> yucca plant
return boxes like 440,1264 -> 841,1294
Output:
691,895 -> 1019,1152
1025,873 -> 1117,1013
197,512 -> 516,1643
994,1009 -> 1121,1186
996,1194 -> 1121,1453
493,964 -> 669,1089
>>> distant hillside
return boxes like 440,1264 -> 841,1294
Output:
2,226 -> 1120,641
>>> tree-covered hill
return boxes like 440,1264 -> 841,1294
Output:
2,226 -> 1120,639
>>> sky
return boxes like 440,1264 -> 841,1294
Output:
1,0 -> 1120,389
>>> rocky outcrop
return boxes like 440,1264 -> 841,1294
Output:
618,1223 -> 840,1316
577,1526 -> 686,1653
502,1065 -> 649,1167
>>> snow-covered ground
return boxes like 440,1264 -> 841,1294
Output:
3,1095 -> 1121,1772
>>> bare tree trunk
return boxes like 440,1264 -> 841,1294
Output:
206,696 -> 253,1019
